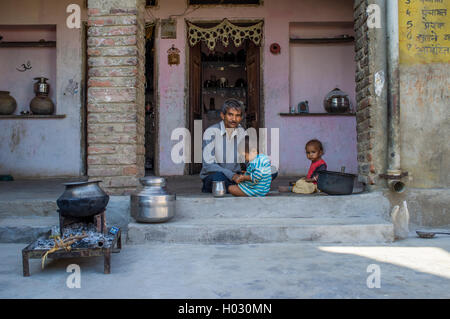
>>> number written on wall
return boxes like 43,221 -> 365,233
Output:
399,0 -> 450,64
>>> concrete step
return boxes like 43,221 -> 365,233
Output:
175,192 -> 391,219
0,215 -> 394,244
0,191 -> 393,244
0,200 -> 58,218
0,197 -> 131,232
127,217 -> 394,244
0,217 -> 58,243
0,192 -> 390,219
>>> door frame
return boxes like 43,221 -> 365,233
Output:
185,18 -> 265,175
148,21 -> 160,176
143,21 -> 159,176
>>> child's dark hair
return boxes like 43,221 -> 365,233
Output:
239,135 -> 257,154
305,139 -> 324,153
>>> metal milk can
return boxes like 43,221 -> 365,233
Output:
131,177 -> 176,223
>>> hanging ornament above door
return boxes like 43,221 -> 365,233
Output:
187,18 -> 263,51
167,45 -> 180,65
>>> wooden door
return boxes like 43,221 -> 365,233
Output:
189,43 -> 203,174
246,41 -> 260,130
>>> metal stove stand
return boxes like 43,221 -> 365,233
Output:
22,228 -> 121,277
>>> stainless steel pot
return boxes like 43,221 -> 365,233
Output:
323,88 -> 351,113
131,177 -> 176,223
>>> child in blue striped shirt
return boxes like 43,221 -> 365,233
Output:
228,136 -> 272,197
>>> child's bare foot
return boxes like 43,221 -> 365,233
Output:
278,186 -> 292,193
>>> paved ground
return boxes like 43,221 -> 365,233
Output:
1,237 -> 449,299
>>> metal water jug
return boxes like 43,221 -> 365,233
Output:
30,77 -> 54,115
33,77 -> 50,96
131,177 -> 176,223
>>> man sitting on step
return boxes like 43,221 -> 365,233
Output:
200,98 -> 246,193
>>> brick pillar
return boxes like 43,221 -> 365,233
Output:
87,0 -> 146,195
353,0 -> 388,190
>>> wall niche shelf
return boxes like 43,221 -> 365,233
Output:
203,87 -> 246,93
279,113 -> 355,117
202,61 -> 245,69
0,114 -> 66,119
0,41 -> 56,48
289,37 -> 355,44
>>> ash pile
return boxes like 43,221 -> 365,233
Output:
32,223 -> 115,250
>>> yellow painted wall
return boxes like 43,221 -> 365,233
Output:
399,0 -> 450,64
399,1 -> 450,188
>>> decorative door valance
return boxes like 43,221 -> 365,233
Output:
187,18 -> 263,50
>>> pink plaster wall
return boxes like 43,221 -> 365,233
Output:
0,26 -> 57,112
289,22 -> 356,113
0,0 -> 87,178
148,0 -> 357,176
289,43 -> 356,113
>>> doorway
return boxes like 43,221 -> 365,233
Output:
188,27 -> 261,174
144,23 -> 156,176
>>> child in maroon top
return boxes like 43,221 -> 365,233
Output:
304,139 -> 327,184
278,139 -> 327,193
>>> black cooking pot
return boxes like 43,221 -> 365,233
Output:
317,171 -> 356,195
57,181 -> 109,217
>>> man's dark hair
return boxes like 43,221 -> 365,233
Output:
221,98 -> 245,115
305,139 -> 324,153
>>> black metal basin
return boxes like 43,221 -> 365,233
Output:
317,171 -> 356,195
57,181 -> 109,217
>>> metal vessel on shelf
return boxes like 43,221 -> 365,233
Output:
30,77 -> 55,115
33,77 -> 50,95
131,177 -> 176,223
323,88 -> 351,113
218,77 -> 228,88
